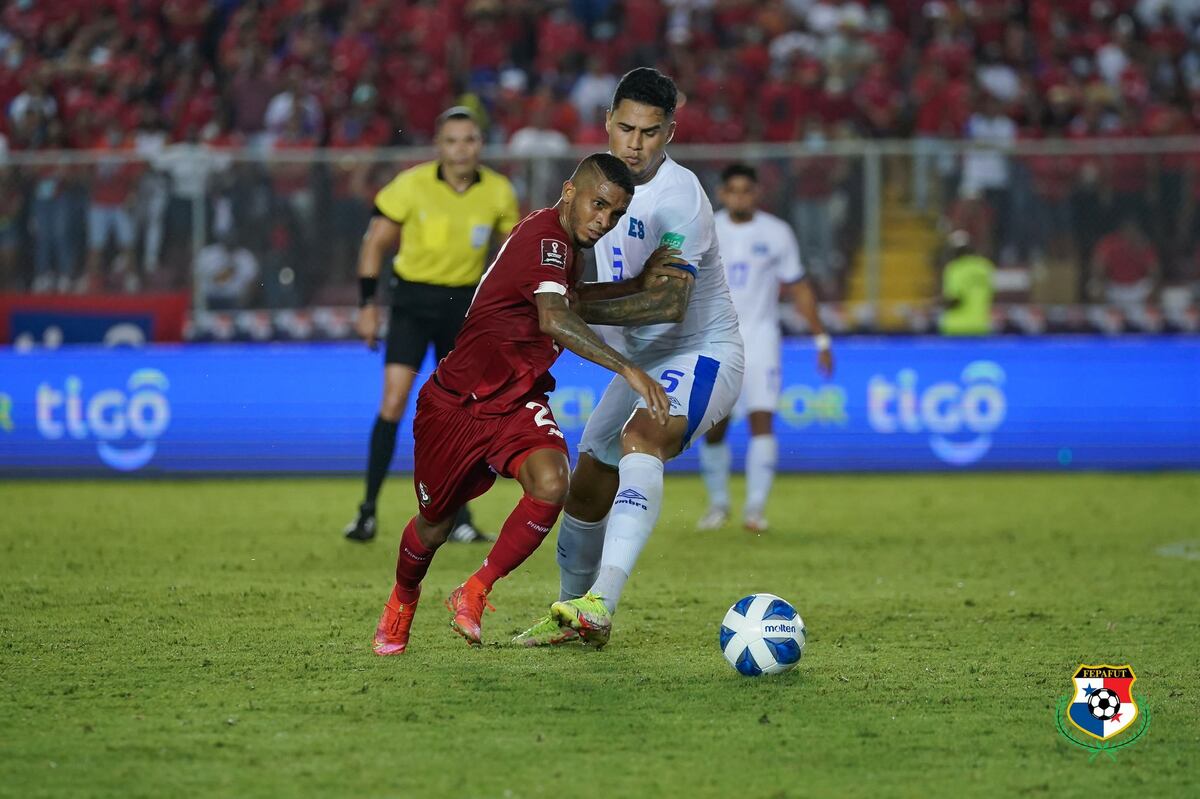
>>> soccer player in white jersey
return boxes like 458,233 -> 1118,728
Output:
698,164 -> 834,534
515,68 -> 745,648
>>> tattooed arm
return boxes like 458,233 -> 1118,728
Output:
575,272 -> 693,325
572,244 -> 694,326
536,292 -> 671,421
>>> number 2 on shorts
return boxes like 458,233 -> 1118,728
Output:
525,401 -> 565,438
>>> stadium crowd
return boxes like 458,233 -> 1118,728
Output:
1,0 -> 1199,306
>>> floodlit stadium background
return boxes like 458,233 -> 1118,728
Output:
2,0 -> 1198,472
2,5 -> 1199,798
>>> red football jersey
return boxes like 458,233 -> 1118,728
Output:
432,208 -> 577,416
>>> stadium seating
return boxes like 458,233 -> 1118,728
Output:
1,0 -> 1198,329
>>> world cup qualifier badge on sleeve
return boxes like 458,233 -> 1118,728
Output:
541,239 -> 567,269
1054,664 -> 1151,761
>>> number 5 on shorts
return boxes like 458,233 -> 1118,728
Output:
659,369 -> 686,393
526,401 -> 565,439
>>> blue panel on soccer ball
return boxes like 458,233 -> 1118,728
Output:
763,637 -> 802,665
719,625 -> 736,651
731,595 -> 755,618
735,646 -> 762,677
761,599 -> 797,621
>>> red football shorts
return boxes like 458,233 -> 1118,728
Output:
411,383 -> 569,523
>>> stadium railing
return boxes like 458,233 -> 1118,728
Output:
2,137 -> 1198,343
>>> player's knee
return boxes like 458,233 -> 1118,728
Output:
528,470 -> 569,506
379,390 -> 409,420
564,477 -> 617,520
621,414 -> 684,460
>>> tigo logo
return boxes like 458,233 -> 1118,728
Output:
36,368 -> 171,471
867,361 -> 1006,465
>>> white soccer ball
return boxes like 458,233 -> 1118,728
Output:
720,593 -> 806,676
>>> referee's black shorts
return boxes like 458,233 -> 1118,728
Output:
384,276 -> 476,368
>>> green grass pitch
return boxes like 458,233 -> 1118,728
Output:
2,474 -> 1198,798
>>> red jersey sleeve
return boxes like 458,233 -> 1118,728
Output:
519,232 -> 575,302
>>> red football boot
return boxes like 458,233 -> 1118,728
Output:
445,576 -> 495,646
373,585 -> 420,656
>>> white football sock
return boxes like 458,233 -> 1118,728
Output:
556,512 -> 607,601
590,453 -> 664,612
745,434 -> 778,516
698,440 -> 731,510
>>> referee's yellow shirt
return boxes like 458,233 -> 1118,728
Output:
374,161 -> 520,287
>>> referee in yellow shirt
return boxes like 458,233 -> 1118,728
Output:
345,107 -> 520,542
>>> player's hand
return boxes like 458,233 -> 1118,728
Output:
356,304 -> 380,350
638,246 -> 688,288
817,347 -> 834,378
625,367 -> 671,425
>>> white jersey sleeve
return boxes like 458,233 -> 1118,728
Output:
775,217 -> 805,284
647,188 -> 710,278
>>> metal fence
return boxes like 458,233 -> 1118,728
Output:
3,138 -> 1199,323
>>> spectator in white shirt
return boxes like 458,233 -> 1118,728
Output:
961,95 -> 1018,264
195,231 -> 260,309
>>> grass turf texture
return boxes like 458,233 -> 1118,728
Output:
2,474 -> 1197,798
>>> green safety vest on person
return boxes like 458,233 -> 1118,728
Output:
940,254 -> 995,336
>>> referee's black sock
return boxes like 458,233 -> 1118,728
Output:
364,415 -> 400,509
452,504 -> 473,529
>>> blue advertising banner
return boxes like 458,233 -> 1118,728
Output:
0,339 -> 1197,475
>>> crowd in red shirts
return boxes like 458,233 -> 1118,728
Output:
1,0 -> 1198,302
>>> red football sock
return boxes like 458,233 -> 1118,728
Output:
472,494 -> 563,591
393,517 -> 434,604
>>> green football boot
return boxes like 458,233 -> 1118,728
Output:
550,593 -> 612,648
511,613 -> 580,647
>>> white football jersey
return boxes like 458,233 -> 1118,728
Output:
593,155 -> 741,361
713,209 -> 804,346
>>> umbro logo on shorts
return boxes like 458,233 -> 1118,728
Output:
541,239 -> 567,268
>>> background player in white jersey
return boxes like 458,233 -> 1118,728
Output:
516,68 -> 745,648
699,164 -> 834,533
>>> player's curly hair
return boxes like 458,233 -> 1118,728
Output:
577,153 -> 636,196
611,67 -> 677,117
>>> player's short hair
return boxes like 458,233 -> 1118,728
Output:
611,68 -> 678,117
721,163 -> 758,184
435,106 -> 479,133
574,153 -> 635,196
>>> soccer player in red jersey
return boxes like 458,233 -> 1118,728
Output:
373,153 -> 675,654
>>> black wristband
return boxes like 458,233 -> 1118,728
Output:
358,277 -> 378,307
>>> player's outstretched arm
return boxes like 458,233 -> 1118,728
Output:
536,292 -> 670,422
575,246 -> 694,326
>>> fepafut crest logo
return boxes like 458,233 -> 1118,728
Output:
36,368 -> 171,471
867,360 -> 1007,465
1055,664 -> 1151,761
